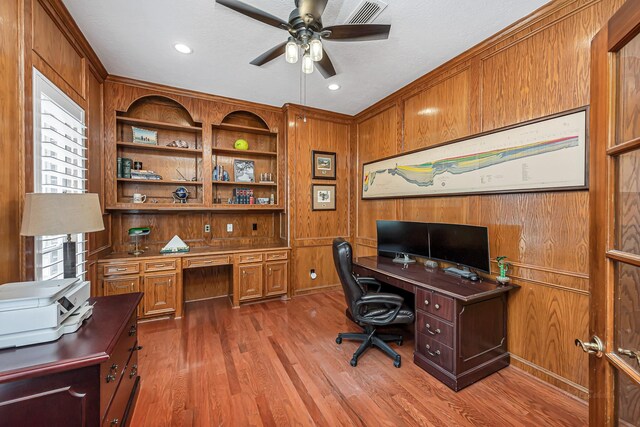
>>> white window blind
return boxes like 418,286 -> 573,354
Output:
33,69 -> 88,280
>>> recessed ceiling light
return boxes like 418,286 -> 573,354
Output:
174,43 -> 193,54
328,83 -> 341,91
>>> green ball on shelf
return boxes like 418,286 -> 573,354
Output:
234,139 -> 249,150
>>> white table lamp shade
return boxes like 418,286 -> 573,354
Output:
20,193 -> 105,236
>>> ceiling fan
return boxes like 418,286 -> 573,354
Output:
215,0 -> 391,78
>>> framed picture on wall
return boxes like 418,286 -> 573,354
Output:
312,151 -> 336,180
312,184 -> 336,211
234,159 -> 255,182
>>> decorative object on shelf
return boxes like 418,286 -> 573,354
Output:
215,0 -> 391,78
160,235 -> 190,253
167,139 -> 189,148
257,197 -> 270,205
496,256 -> 511,285
362,107 -> 588,199
132,126 -> 158,145
122,158 -> 133,178
232,188 -> 254,204
117,157 -> 122,178
132,193 -> 147,204
270,193 -> 275,205
259,172 -> 274,183
234,159 -> 255,182
234,138 -> 249,150
312,184 -> 336,211
128,227 -> 150,256
133,161 -> 143,170
312,150 -> 336,180
172,186 -> 190,203
21,193 -> 105,278
213,165 -> 230,182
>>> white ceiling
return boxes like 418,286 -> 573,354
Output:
63,0 -> 547,115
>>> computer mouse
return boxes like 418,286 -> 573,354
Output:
469,275 -> 479,281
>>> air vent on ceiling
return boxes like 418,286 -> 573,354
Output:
346,0 -> 388,24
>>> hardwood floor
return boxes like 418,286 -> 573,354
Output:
130,291 -> 588,426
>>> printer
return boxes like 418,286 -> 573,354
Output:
0,278 -> 93,349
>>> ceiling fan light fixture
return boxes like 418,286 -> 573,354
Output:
302,52 -> 314,74
285,38 -> 299,63
309,37 -> 323,62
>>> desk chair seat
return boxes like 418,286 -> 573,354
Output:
332,238 -> 415,368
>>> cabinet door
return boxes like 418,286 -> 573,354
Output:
238,263 -> 263,301
143,272 -> 176,316
264,260 -> 288,297
104,276 -> 143,317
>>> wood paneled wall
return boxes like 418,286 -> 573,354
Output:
353,0 -> 624,398
0,0 -> 108,287
0,0 -> 23,285
285,105 -> 354,295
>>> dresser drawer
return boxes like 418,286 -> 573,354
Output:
238,253 -> 263,264
143,259 -> 177,272
103,262 -> 140,276
100,311 -> 137,420
417,332 -> 454,373
416,311 -> 454,347
183,255 -> 230,269
102,350 -> 139,427
265,251 -> 288,261
417,288 -> 455,322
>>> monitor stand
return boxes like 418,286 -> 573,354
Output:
393,253 -> 416,264
443,266 -> 478,281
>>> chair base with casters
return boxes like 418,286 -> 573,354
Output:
336,324 -> 404,368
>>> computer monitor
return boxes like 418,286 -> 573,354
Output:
376,220 -> 430,263
428,223 -> 491,273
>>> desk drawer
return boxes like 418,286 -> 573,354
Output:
417,289 -> 455,322
183,255 -> 230,269
417,311 -> 453,347
103,262 -> 139,276
144,259 -> 177,272
417,332 -> 454,373
103,350 -> 138,427
265,251 -> 288,261
238,253 -> 263,264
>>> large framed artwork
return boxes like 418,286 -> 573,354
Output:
362,107 -> 588,199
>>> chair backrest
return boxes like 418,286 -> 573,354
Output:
332,238 -> 364,316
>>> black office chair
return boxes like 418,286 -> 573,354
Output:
332,238 -> 415,368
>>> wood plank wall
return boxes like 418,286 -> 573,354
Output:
0,0 -> 108,289
284,105 -> 355,296
353,0 -> 624,398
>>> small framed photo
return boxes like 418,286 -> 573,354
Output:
234,159 -> 255,182
132,127 -> 158,145
312,150 -> 336,180
312,184 -> 336,211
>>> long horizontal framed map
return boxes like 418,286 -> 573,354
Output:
362,107 -> 588,199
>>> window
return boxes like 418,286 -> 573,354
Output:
33,69 -> 87,280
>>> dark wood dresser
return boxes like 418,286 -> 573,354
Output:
0,293 -> 142,426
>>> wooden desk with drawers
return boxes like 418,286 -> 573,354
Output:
98,243 -> 290,318
352,256 -> 516,391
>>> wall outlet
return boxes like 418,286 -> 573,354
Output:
204,224 -> 211,233
252,223 -> 257,231
227,224 -> 233,232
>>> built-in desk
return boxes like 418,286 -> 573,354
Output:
99,243 -> 290,317
353,256 -> 516,391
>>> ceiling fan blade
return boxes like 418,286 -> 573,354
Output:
322,24 -> 391,41
296,0 -> 328,21
316,48 -> 336,79
250,41 -> 287,66
216,0 -> 290,31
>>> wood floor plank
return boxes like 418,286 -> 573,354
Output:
131,291 -> 588,426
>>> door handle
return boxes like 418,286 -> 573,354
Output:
618,348 -> 640,367
575,335 -> 604,357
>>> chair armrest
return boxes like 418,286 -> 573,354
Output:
358,292 -> 404,305
356,277 -> 382,292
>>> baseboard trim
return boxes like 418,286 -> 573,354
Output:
294,284 -> 342,296
510,354 -> 588,400
185,294 -> 229,303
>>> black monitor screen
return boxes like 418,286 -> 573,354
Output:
376,220 -> 429,258
428,223 -> 490,273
